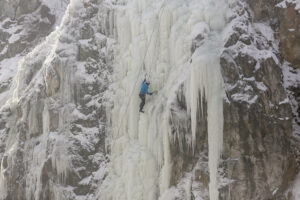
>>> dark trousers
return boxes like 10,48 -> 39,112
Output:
139,93 -> 145,111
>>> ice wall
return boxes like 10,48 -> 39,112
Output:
102,0 -> 235,199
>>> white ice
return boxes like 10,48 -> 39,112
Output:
101,0 -> 235,199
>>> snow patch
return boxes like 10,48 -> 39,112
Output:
231,93 -> 258,104
277,0 -> 300,12
254,23 -> 274,42
8,34 -> 20,44
0,56 -> 22,107
282,62 -> 300,136
256,81 -> 267,91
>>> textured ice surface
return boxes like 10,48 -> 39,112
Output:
100,0 -> 235,199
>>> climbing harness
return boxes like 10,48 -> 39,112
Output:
115,0 -> 168,136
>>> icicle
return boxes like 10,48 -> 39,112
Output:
186,49 -> 225,200
101,0 -> 234,199
0,156 -> 8,200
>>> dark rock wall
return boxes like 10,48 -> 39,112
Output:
221,1 -> 298,199
167,1 -> 299,199
248,0 -> 300,69
279,6 -> 300,68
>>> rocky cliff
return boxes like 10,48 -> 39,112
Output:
0,0 -> 112,199
0,0 -> 299,200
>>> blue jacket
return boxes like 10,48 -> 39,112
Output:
140,82 -> 150,95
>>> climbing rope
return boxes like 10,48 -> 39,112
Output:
115,0 -> 168,137
143,0 -> 168,78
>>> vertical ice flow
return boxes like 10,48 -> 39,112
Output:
186,49 -> 224,200
103,0 -> 234,199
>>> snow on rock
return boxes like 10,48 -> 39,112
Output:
277,0 -> 300,12
282,61 -> 300,135
220,1 -> 296,200
0,56 -> 22,105
291,172 -> 300,200
42,0 -> 69,27
0,0 -> 40,19
0,0 -> 67,112
0,0 -> 113,199
0,0 -> 298,199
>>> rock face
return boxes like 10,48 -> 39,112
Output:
0,4 -> 55,61
0,0 -> 40,19
220,3 -> 297,199
0,0 -> 298,200
0,1 -> 113,199
248,0 -> 300,68
167,2 -> 298,200
279,5 -> 300,68
219,2 -> 298,199
247,0 -> 281,23
0,2 -> 56,109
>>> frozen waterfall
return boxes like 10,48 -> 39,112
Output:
101,0 -> 235,199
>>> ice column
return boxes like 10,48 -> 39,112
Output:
186,48 -> 224,200
104,0 -> 233,199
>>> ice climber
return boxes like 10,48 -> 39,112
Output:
139,80 -> 152,113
